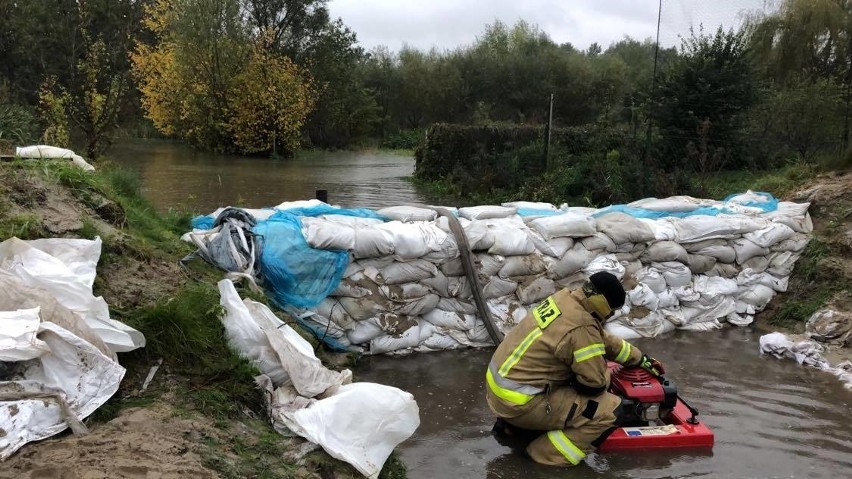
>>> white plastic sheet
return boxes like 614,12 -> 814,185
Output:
0,307 -> 49,361
15,145 -> 95,171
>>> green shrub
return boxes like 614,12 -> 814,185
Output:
382,128 -> 425,150
0,103 -> 38,145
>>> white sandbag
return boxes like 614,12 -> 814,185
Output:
595,212 -> 657,244
0,237 -> 144,354
629,196 -> 704,212
679,320 -> 723,332
436,298 -> 478,314
377,206 -> 437,223
343,261 -> 365,278
339,296 -> 391,321
499,254 -> 547,278
379,283 -> 432,301
693,275 -> 740,296
487,296 -> 529,329
736,269 -> 789,293
418,331 -> 466,351
466,322 -> 495,345
762,202 -> 813,233
440,258 -> 465,277
546,246 -> 595,279
606,311 -> 676,338
635,269 -> 667,294
281,382 -> 419,478
382,289 -> 439,317
0,321 -> 125,460
744,223 -> 796,248
483,277 -> 518,299
502,201 -> 557,210
515,276 -> 556,305
766,251 -> 799,277
652,262 -> 692,287
639,218 -> 677,241
353,227 -> 394,259
671,215 -> 765,242
642,241 -> 689,264
446,276 -> 473,299
370,321 -> 433,355
580,233 -> 617,253
528,231 -> 574,257
741,255 -> 769,273
219,280 -> 349,395
477,254 -> 506,277
678,296 -> 736,325
726,312 -> 754,326
584,255 -> 625,279
529,213 -> 597,240
422,309 -> 476,330
273,199 -> 326,211
301,217 -> 356,251
706,262 -> 739,278
0,307 -> 50,362
319,214 -> 384,228
461,220 -> 495,251
347,320 -> 385,344
656,289 -> 678,309
687,254 -> 717,274
622,259 -> 643,279
770,233 -> 810,253
365,260 -> 437,285
488,227 -> 536,256
316,298 -> 357,330
333,272 -> 379,298
737,284 -> 775,308
15,145 -> 95,171
628,284 -> 659,310
374,222 -> 430,259
731,238 -> 770,264
25,238 -> 102,288
671,286 -> 700,303
555,272 -> 589,290
421,270 -> 449,297
459,205 -> 517,220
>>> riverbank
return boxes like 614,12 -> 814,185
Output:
0,159 -> 406,479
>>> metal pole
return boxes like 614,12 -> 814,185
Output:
646,0 -> 663,153
545,93 -> 554,171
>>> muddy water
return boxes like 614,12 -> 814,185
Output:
108,139 -> 429,212
356,328 -> 852,479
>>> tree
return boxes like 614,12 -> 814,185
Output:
655,26 -> 758,171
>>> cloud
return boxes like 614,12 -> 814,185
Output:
327,0 -> 771,53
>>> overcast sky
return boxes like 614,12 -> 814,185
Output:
328,0 -> 775,53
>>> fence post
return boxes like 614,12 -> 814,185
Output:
316,189 -> 328,203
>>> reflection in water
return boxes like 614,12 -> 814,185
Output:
355,328 -> 852,479
108,139 -> 430,212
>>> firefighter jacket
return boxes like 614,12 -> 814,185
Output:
486,287 -> 644,414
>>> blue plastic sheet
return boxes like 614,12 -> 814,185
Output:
516,208 -> 562,217
593,192 -> 779,219
253,211 -> 350,309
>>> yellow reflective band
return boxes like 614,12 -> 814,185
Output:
615,339 -> 631,364
546,430 -> 586,465
573,343 -> 605,363
486,369 -> 535,405
498,328 -> 543,377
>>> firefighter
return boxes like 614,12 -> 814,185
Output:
485,271 -> 665,466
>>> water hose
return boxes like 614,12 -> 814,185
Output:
432,207 -> 504,345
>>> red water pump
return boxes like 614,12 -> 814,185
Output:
598,362 -> 714,452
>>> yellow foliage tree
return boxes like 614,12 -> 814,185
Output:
228,42 -> 316,154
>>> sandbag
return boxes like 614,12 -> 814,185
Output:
302,217 -> 356,251
595,212 -> 656,244
580,233 -> 617,253
347,320 -> 385,344
316,298 -> 358,330
487,297 -> 529,329
546,246 -> 595,279
706,263 -> 739,278
488,226 -> 536,256
499,254 -> 547,278
515,276 -> 556,304
672,215 -> 765,242
374,222 -> 431,259
483,277 -> 518,299
635,269 -> 667,294
628,284 -> 659,310
642,241 -> 689,264
584,255 -> 625,279
0,307 -> 49,362
529,213 -> 597,240
421,270 -> 449,297
377,206 -> 437,223
528,232 -> 574,257
502,201 -> 557,210
743,223 -> 796,248
353,227 -> 394,259
652,262 -> 692,287
459,205 -> 517,220
436,297 -> 478,314
339,296 -> 391,321
737,284 -> 775,308
364,259 -> 437,285
418,331 -> 466,351
687,254 -> 717,274
770,233 -> 810,253
461,220 -> 495,251
370,320 -> 434,355
731,238 -> 770,264
333,272 -> 380,298
766,251 -> 799,277
422,308 -> 476,330
440,258 -> 465,277
477,254 -> 506,277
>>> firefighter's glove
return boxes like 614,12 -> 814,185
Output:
640,355 -> 665,376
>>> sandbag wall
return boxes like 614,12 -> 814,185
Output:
293,195 -> 812,355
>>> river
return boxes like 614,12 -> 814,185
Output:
112,139 -> 852,479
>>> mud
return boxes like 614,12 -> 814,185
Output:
356,328 -> 852,479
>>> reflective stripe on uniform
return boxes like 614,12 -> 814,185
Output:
498,328 -> 543,376
573,342 -> 605,363
486,362 -> 544,405
546,430 -> 586,465
615,339 -> 631,364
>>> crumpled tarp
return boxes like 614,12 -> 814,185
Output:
15,145 -> 95,172
0,237 -> 139,460
218,279 -> 419,478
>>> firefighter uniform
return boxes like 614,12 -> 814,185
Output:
485,287 -> 644,466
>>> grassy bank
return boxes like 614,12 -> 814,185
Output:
0,159 -> 406,479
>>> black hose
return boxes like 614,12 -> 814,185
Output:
432,207 -> 504,345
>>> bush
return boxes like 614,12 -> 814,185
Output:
382,128 -> 425,150
0,103 -> 38,145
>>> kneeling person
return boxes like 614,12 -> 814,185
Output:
485,271 -> 664,466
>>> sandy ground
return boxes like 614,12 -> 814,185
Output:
0,404 -> 223,479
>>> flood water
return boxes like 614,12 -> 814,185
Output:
114,140 -> 852,478
108,139 -> 430,213
356,328 -> 852,479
